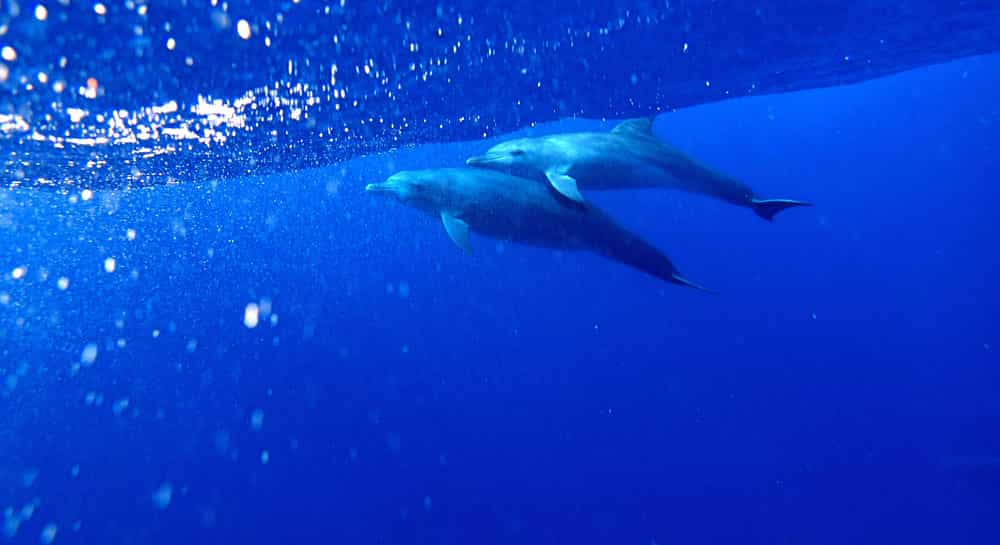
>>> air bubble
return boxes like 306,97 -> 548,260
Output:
250,409 -> 264,431
80,343 -> 98,366
152,483 -> 173,509
40,524 -> 57,544
243,303 -> 260,328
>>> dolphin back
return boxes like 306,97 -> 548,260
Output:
608,118 -> 760,206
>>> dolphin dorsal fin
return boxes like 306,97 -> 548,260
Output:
611,117 -> 655,139
440,211 -> 473,254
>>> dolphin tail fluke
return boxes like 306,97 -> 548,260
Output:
670,273 -> 715,293
751,198 -> 812,221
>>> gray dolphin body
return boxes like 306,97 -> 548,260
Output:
466,117 -> 811,221
366,168 -> 707,290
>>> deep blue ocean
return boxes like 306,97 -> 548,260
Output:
2,2 -> 999,544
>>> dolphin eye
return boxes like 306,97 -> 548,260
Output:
510,149 -> 525,156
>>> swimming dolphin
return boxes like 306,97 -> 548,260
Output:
465,117 -> 811,221
365,168 -> 709,291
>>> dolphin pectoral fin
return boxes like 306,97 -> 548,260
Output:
750,198 -> 813,221
545,172 -> 586,204
440,212 -> 473,254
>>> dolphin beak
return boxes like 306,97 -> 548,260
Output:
365,182 -> 390,193
465,154 -> 495,166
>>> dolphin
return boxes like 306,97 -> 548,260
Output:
465,117 -> 811,221
365,168 -> 709,291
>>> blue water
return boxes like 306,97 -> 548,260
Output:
2,3 -> 1000,545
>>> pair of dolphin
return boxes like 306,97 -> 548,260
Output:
366,117 -> 811,290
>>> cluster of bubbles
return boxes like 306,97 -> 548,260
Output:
0,1 -> 685,190
1,1 -> 995,191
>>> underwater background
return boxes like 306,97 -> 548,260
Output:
2,2 -> 999,544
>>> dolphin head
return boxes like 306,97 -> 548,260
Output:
466,138 -> 539,171
365,170 -> 439,210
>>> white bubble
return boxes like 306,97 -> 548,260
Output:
166,37 -> 176,50
10,266 -> 26,280
22,468 -> 39,487
20,502 -> 36,520
152,483 -> 173,509
1,46 -> 16,62
258,297 -> 272,317
80,189 -> 93,201
93,3 -> 107,16
57,277 -> 69,290
103,257 -> 116,273
3,516 -> 19,539
237,19 -> 252,40
112,398 -> 129,415
250,409 -> 264,431
80,343 -> 98,366
35,5 -> 48,21
40,523 -> 57,545
126,228 -> 136,240
243,303 -> 259,328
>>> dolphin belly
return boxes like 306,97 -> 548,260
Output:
581,210 -> 709,290
458,203 -> 593,251
568,159 -> 672,190
465,206 -> 704,289
455,171 -> 706,289
461,195 -> 705,290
